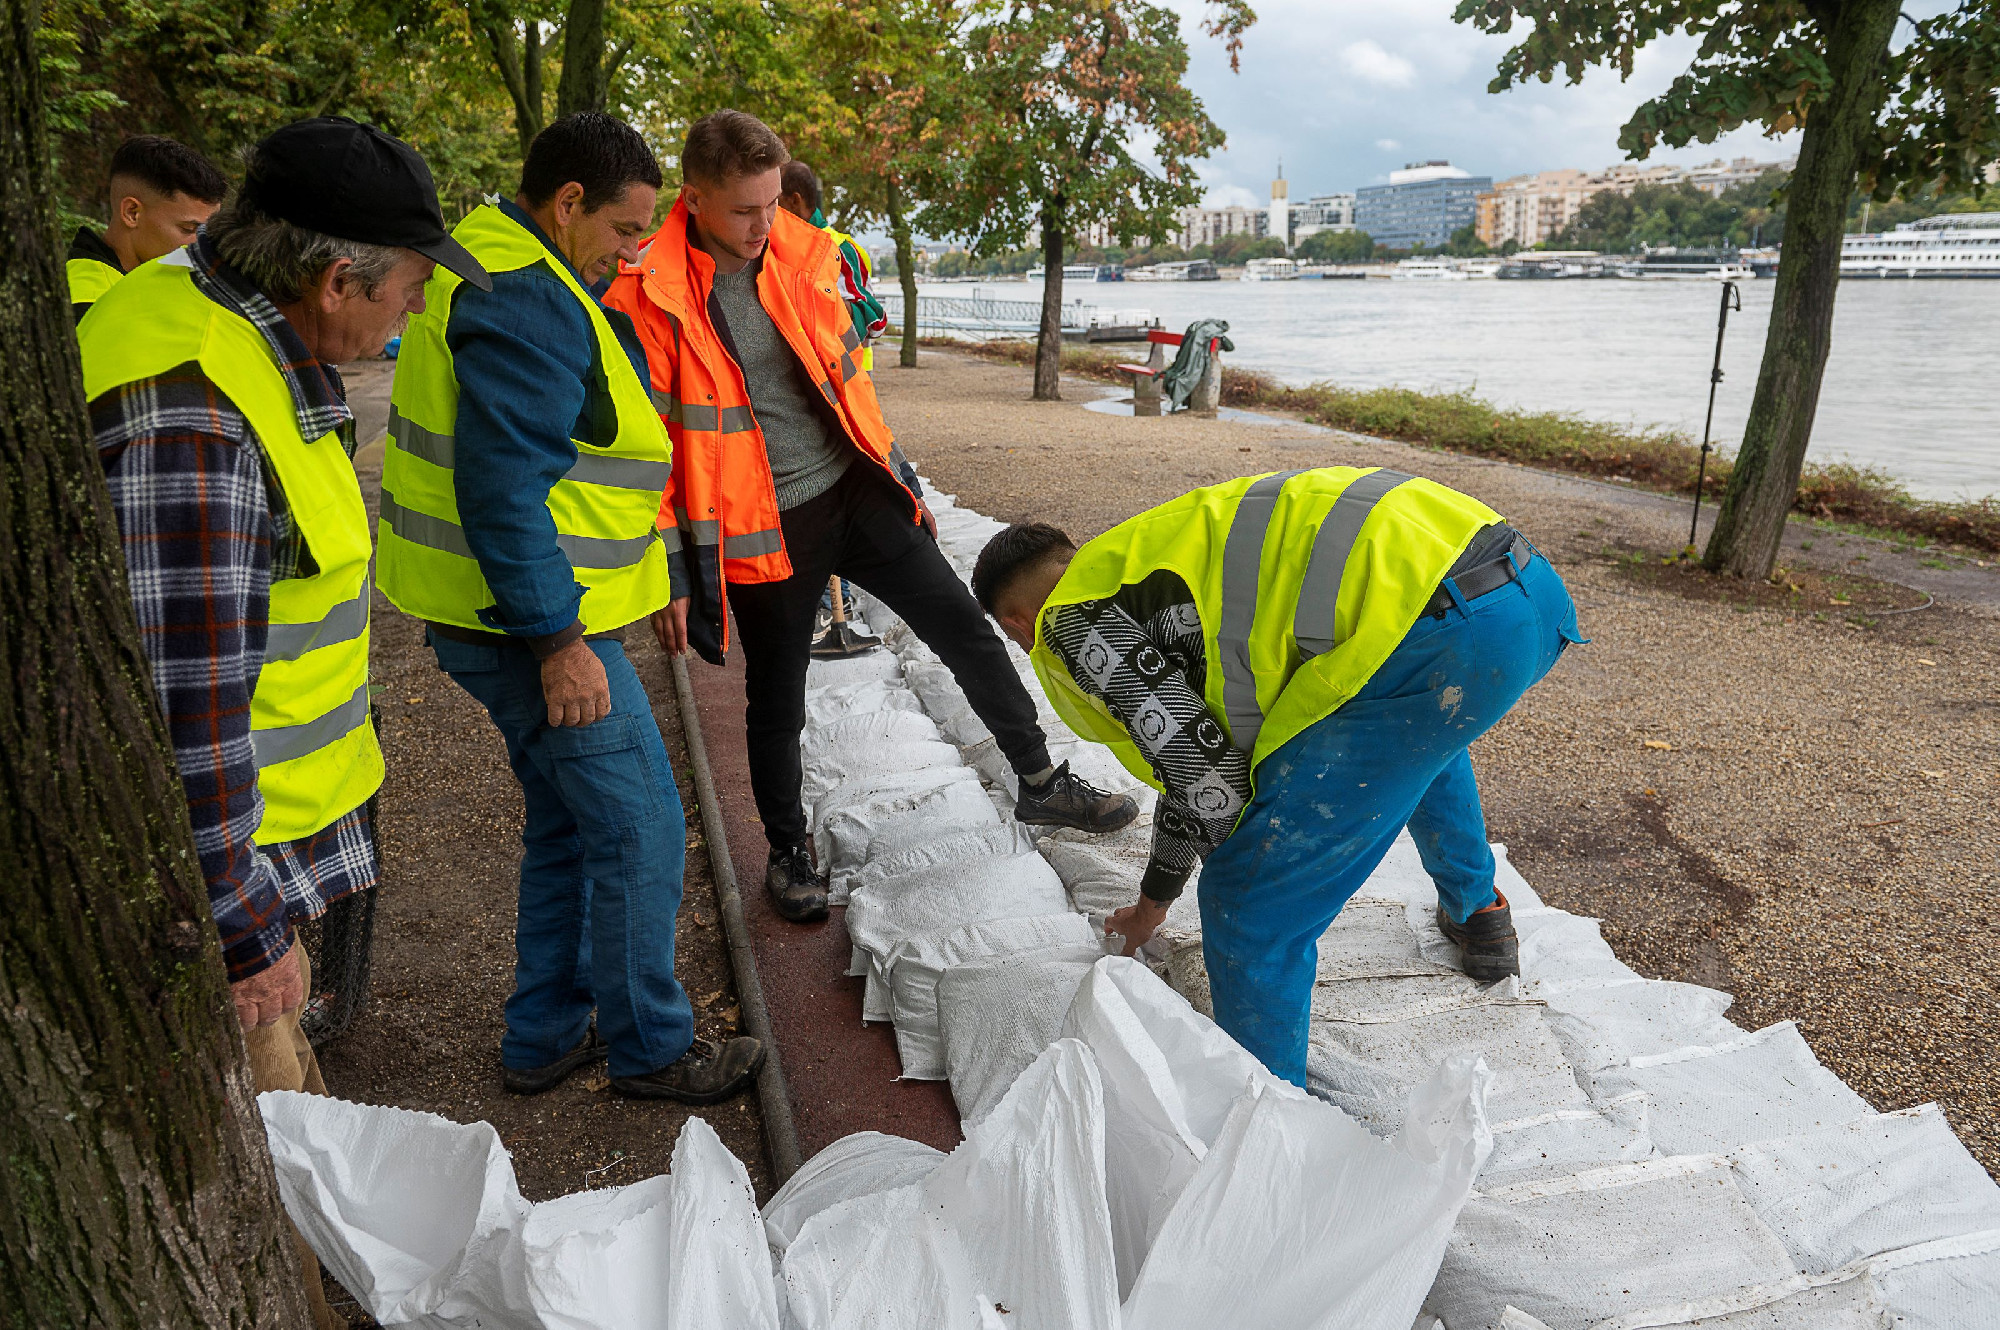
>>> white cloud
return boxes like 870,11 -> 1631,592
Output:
1341,39 -> 1417,89
1202,184 -> 1263,209
1376,138 -> 1403,151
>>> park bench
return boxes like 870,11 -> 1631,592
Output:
1116,327 -> 1223,418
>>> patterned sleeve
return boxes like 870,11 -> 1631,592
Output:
1044,596 -> 1251,901
94,369 -> 293,981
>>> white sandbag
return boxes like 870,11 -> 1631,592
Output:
802,739 -> 963,806
902,660 -> 991,746
1499,1271 -> 1889,1329
1862,1228 -> 2000,1330
1726,1106 -> 2000,1274
1038,833 -> 1200,937
1537,978 -> 1740,1072
1318,898 -> 1462,981
920,1039 -> 1121,1330
805,649 -> 904,690
834,823 -> 1038,907
1585,1022 -> 1871,1156
761,1132 -> 946,1255
815,767 -> 1000,879
938,952 -> 1099,1124
522,1177 -> 673,1329
1308,985 -> 1591,1135
778,1184 -> 985,1330
260,1091 -> 531,1327
1483,1093 -> 1655,1182
886,912 -> 1101,1080
801,679 -> 925,728
1060,958 -> 1304,1296
1425,1156 -> 1797,1330
1121,1054 -> 1493,1330
1514,909 -> 1643,989
1311,973 -> 1485,1024
662,1118 -> 782,1330
800,708 -> 942,763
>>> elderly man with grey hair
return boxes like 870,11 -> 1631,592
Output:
76,115 -> 487,1329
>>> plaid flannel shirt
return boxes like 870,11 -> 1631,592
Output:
91,232 -> 378,981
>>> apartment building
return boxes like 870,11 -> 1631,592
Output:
1292,192 -> 1356,242
1475,156 -> 1794,248
1355,162 -> 1492,250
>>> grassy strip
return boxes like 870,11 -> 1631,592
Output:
931,337 -> 2000,555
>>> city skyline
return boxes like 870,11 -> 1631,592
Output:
1169,0 -> 1805,211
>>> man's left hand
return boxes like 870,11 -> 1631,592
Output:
1106,895 -> 1172,957
916,498 -> 938,540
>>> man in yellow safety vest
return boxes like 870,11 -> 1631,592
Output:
378,112 -> 764,1105
81,115 -> 484,1330
67,135 -> 227,320
973,467 -> 1583,1086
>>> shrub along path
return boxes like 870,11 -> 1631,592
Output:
881,348 -> 2000,1177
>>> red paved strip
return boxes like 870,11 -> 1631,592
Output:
683,649 -> 962,1157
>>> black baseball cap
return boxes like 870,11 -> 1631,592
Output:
239,117 -> 491,291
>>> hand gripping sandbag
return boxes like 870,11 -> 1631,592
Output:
260,1090 -> 531,1326
779,1039 -> 1120,1330
1119,1054 -> 1494,1330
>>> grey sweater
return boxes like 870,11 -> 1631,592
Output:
710,260 -> 854,510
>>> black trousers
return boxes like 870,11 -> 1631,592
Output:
729,464 -> 1053,851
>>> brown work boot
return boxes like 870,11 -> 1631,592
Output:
1436,891 -> 1520,981
766,844 -> 830,923
501,1027 -> 607,1095
611,1036 -> 767,1105
1015,761 -> 1139,834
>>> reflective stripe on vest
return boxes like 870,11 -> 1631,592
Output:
647,388 -> 758,434
379,203 -> 674,634
1217,470 -> 1303,753
79,255 -> 384,843
1293,469 -> 1413,660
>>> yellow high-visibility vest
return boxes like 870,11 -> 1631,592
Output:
1030,468 -> 1501,800
67,255 -> 124,310
81,252 -> 383,843
378,203 -> 675,633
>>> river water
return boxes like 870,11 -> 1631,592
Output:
944,277 -> 1999,502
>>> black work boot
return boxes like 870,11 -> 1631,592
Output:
766,843 -> 830,923
1437,891 -> 1521,981
1015,761 -> 1140,834
502,1027 -> 607,1095
611,1035 -> 767,1105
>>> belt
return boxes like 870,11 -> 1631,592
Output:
1422,533 -> 1531,619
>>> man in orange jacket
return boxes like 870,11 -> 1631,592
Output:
604,110 -> 1136,922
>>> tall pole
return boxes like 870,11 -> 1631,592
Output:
1688,279 -> 1743,552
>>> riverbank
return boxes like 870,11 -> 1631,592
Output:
879,346 -> 2000,1177
937,337 -> 2000,554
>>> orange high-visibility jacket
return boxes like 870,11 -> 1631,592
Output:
602,200 -> 918,663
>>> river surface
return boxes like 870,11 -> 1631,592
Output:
932,277 -> 1999,502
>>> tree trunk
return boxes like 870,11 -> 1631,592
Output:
483,15 -> 545,157
1701,0 -> 1900,579
556,0 -> 609,116
1033,198 -> 1065,401
886,176 -> 920,369
0,1 -> 312,1322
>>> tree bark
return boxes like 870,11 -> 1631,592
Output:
1033,197 -> 1065,401
484,15 -> 546,157
886,176 -> 920,369
1702,0 -> 1900,579
0,0 -> 312,1323
555,0 -> 609,116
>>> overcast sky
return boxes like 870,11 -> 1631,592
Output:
1172,0 -> 1801,208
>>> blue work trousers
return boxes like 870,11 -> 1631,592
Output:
1199,551 -> 1581,1087
429,632 -> 694,1078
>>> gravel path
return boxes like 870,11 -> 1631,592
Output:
879,349 -> 2000,1176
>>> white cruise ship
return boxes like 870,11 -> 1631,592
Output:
1841,213 -> 2000,278
1240,257 -> 1299,281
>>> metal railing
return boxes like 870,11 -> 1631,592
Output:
878,290 -> 1091,339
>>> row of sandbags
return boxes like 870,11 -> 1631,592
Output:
259,959 -> 1495,1329
804,487 -> 2000,1329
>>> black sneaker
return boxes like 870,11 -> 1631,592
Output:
766,844 -> 830,923
1015,761 -> 1139,834
1436,893 -> 1521,981
611,1035 -> 767,1105
502,1028 -> 607,1095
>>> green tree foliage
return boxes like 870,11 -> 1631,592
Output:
1440,224 -> 1490,256
919,0 -> 1250,398
1203,233 -> 1282,265
1454,0 -> 2000,578
1553,173 -> 1790,250
1294,227 -> 1375,263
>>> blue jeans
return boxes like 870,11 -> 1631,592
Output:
428,632 -> 693,1078
1199,551 -> 1582,1087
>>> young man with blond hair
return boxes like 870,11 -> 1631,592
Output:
604,109 -> 1135,924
